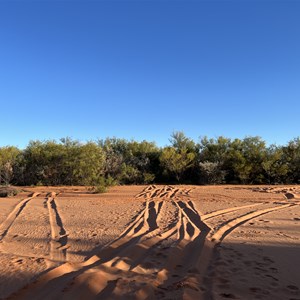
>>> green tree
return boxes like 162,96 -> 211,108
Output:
72,142 -> 105,185
160,147 -> 195,182
240,137 -> 267,183
262,145 -> 288,184
199,161 -> 226,184
198,136 -> 231,183
170,131 -> 196,152
100,138 -> 159,184
282,138 -> 300,183
199,136 -> 231,163
0,146 -> 20,185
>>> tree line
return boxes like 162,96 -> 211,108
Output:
1,132 -> 300,189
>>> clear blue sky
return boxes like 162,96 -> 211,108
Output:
1,1 -> 299,148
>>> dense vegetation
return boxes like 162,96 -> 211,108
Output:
1,132 -> 300,190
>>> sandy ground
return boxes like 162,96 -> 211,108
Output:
0,185 -> 299,300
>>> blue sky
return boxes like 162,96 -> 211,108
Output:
0,1 -> 299,148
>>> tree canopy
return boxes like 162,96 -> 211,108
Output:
1,132 -> 300,187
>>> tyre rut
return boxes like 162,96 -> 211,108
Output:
9,186 -> 298,300
46,194 -> 68,265
0,193 -> 40,241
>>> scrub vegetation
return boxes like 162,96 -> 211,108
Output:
1,132 -> 300,189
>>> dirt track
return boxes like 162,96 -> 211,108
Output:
0,185 -> 299,299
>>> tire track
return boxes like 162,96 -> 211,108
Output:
135,185 -> 191,200
10,186 -> 297,300
46,193 -> 68,265
0,193 -> 40,241
78,199 -> 205,298
66,199 -> 190,298
202,202 -> 265,220
209,203 -> 294,243
146,200 -> 210,297
6,187 -> 232,298
151,200 -> 297,299
194,202 -> 298,300
13,198 -> 166,297
10,188 -> 183,299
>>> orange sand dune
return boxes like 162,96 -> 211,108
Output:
0,185 -> 299,299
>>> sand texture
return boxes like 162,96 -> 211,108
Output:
0,185 -> 299,299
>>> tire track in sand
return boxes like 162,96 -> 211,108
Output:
57,192 -> 201,299
133,195 -> 296,298
9,186 -> 192,299
9,186 -> 298,300
201,202 -> 265,220
0,193 -> 40,241
46,192 -> 68,265
192,202 -> 298,300
135,185 -> 191,200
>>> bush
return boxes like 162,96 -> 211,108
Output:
199,161 -> 226,184
143,172 -> 155,184
93,184 -> 107,194
89,176 -> 117,194
0,187 -> 19,197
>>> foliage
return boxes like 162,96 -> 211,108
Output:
0,187 -> 19,197
21,139 -> 105,186
160,147 -> 195,182
89,176 -> 117,194
170,131 -> 196,152
0,146 -> 21,185
282,138 -> 300,183
199,161 -> 226,184
262,145 -> 288,184
2,133 -> 300,187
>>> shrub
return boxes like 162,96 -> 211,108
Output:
199,161 -> 226,184
90,176 -> 117,194
0,187 -> 19,197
